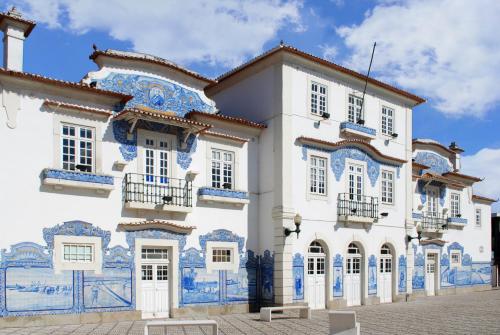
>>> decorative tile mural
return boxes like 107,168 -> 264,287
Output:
97,73 -> 214,116
414,151 -> 452,174
398,255 -> 407,293
260,250 -> 274,303
83,268 -> 132,310
301,145 -> 402,187
368,255 -> 377,295
333,254 -> 343,298
293,253 -> 304,301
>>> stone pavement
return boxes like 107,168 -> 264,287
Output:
1,290 -> 500,335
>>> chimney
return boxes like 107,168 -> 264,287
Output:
0,7 -> 36,71
449,141 -> 464,171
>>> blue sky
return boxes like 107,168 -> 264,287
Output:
3,0 -> 500,204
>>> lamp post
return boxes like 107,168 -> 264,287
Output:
284,213 -> 302,238
407,224 -> 423,243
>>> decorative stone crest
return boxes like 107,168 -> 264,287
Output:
43,221 -> 111,250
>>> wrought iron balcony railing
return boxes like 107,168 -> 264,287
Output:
124,173 -> 192,208
421,212 -> 448,231
337,193 -> 379,219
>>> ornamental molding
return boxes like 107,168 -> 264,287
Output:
293,253 -> 304,267
199,229 -> 245,254
1,242 -> 52,268
197,187 -> 249,199
103,246 -> 133,268
43,221 -> 111,250
414,151 -> 452,175
125,229 -> 187,251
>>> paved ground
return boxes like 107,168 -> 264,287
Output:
1,290 -> 500,335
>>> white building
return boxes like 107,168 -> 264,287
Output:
0,8 -> 494,323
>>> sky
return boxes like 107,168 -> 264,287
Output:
2,0 -> 500,209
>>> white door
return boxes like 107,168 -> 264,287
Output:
426,253 -> 436,296
378,244 -> 392,303
307,242 -> 326,310
141,248 -> 170,318
345,243 -> 362,306
140,134 -> 171,204
348,164 -> 364,215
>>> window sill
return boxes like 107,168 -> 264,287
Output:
42,168 -> 114,193
198,187 -> 250,205
447,217 -> 468,227
124,201 -> 193,213
340,121 -> 376,140
338,215 -> 376,226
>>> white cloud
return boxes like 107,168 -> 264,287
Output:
7,0 -> 302,68
462,148 -> 500,211
336,0 -> 500,117
320,44 -> 338,61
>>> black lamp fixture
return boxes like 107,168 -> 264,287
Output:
284,213 -> 302,238
391,133 -> 398,138
380,212 -> 389,217
407,224 -> 423,243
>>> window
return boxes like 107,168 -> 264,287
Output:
141,248 -> 168,260
476,208 -> 482,226
348,95 -> 363,123
141,265 -> 153,281
308,241 -> 325,254
450,251 -> 461,268
348,164 -> 363,201
212,248 -> 232,263
63,243 -> 93,263
381,170 -> 394,204
381,106 -> 394,135
61,124 -> 94,173
310,156 -> 327,195
450,193 -> 461,217
311,82 -> 327,116
211,149 -> 234,189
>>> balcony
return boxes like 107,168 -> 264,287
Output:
123,173 -> 192,213
339,121 -> 376,140
337,193 -> 378,225
421,213 -> 448,233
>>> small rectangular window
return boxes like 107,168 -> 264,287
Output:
211,149 -> 234,189
63,243 -> 93,263
310,156 -> 327,195
381,170 -> 394,204
61,124 -> 95,173
348,95 -> 363,123
381,106 -> 394,135
212,248 -> 232,263
476,208 -> 482,226
451,193 -> 461,217
450,251 -> 461,268
141,248 -> 168,260
311,82 -> 327,116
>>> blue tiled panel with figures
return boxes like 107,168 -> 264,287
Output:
368,255 -> 377,295
293,253 -> 304,301
0,221 -> 272,318
97,73 -> 214,116
333,254 -> 343,298
398,255 -> 407,293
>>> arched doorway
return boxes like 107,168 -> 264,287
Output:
307,241 -> 326,309
345,242 -> 362,306
378,244 -> 393,303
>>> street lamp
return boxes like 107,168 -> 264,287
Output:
407,224 -> 423,243
284,213 -> 302,238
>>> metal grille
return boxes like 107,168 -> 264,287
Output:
124,173 -> 192,207
421,212 -> 448,230
337,193 -> 378,218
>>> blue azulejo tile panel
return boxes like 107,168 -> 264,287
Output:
5,267 -> 74,313
339,121 -> 377,136
43,169 -> 114,185
412,252 -> 425,290
181,268 -> 220,305
83,268 -> 132,310
398,255 -> 407,293
198,187 -> 249,199
368,255 -> 377,295
226,268 -> 257,303
293,253 -> 304,301
414,151 -> 452,175
97,73 -> 214,116
260,250 -> 274,303
333,254 -> 343,298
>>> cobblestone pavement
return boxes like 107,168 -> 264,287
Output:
2,290 -> 500,335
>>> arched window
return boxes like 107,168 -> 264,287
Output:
308,241 -> 325,254
348,243 -> 361,255
381,244 -> 392,255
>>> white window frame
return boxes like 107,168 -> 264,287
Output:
310,81 -> 328,116
347,94 -> 364,123
309,155 -> 327,196
210,148 -> 235,190
63,243 -> 94,263
61,123 -> 95,173
381,169 -> 395,204
475,208 -> 482,226
206,241 -> 239,273
450,193 -> 461,217
450,251 -> 461,269
53,235 -> 102,274
346,160 -> 365,200
381,106 -> 395,136
138,129 -> 176,178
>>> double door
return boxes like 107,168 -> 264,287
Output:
378,257 -> 392,303
140,248 -> 170,318
345,256 -> 362,306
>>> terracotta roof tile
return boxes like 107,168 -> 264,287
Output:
472,194 -> 497,203
117,220 -> 196,234
185,110 -> 267,129
0,8 -> 36,37
43,100 -> 113,117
